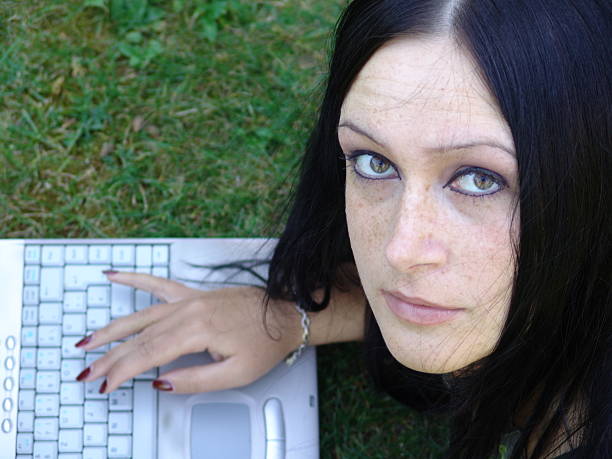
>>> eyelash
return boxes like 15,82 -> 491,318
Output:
344,150 -> 507,198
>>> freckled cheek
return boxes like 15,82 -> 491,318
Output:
345,186 -> 394,276
457,219 -> 516,304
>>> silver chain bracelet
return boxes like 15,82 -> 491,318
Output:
285,302 -> 311,366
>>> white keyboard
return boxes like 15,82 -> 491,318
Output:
9,243 -> 169,459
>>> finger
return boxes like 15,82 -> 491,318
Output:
82,315 -> 204,392
77,301 -> 181,351
154,358 -> 259,394
104,271 -> 200,303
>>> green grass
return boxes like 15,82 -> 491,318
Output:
0,0 -> 448,456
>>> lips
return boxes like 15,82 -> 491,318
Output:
382,290 -> 465,326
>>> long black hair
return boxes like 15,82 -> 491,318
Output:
266,1 -> 611,457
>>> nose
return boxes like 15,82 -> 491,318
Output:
385,191 -> 449,273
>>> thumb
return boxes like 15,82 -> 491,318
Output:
152,359 -> 257,394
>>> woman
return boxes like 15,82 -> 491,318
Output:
75,0 -> 611,457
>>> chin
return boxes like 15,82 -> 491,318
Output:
387,346 -> 464,374
379,325 -> 492,375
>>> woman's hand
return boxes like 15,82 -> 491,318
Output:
74,271 -> 302,394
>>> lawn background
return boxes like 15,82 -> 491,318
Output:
0,1 -> 448,456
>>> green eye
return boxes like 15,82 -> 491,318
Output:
370,156 -> 390,174
349,152 -> 398,180
449,167 -> 505,196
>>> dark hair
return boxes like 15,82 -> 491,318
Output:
266,1 -> 611,457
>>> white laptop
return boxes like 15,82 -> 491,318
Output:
0,238 -> 319,459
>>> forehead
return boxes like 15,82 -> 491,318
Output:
340,37 -> 514,151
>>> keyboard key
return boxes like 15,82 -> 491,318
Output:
37,348 -> 61,370
38,325 -> 62,347
39,302 -> 63,324
65,245 -> 88,264
64,265 -> 110,290
83,446 -> 107,459
25,245 -> 41,264
41,245 -> 64,266
62,337 -> 85,359
112,245 -> 135,266
86,308 -> 110,330
64,291 -> 87,312
61,382 -> 85,405
20,369 -> 36,390
133,381 -> 157,458
21,348 -> 37,368
59,428 -> 83,452
135,289 -> 152,311
36,371 -> 60,393
23,286 -> 40,305
84,423 -> 108,446
110,283 -> 134,318
108,412 -> 132,434
22,306 -> 39,326
63,313 -> 87,336
61,359 -> 85,381
88,286 -> 110,307
85,381 -> 108,400
24,265 -> 41,284
16,432 -> 34,453
60,405 -> 84,428
22,327 -> 38,346
136,245 -> 152,266
84,400 -> 108,423
19,390 -> 35,410
34,417 -> 59,440
17,411 -> 34,432
109,389 -> 132,411
58,454 -> 83,459
152,245 -> 169,265
40,267 -> 64,301
35,394 -> 60,416
89,245 -> 112,264
108,435 -> 132,457
33,440 -> 58,459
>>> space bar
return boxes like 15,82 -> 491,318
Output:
134,381 -> 158,459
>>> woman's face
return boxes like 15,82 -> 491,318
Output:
339,37 -> 519,373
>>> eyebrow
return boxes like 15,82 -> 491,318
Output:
338,121 -> 515,157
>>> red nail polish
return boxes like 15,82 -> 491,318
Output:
76,367 -> 91,381
75,335 -> 93,348
99,380 -> 107,394
152,379 -> 174,391
102,269 -> 118,275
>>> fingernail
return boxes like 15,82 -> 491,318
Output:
99,380 -> 107,394
102,270 -> 118,275
152,379 -> 174,391
75,334 -> 93,348
76,367 -> 91,382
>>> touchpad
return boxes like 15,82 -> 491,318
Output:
190,403 -> 251,459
